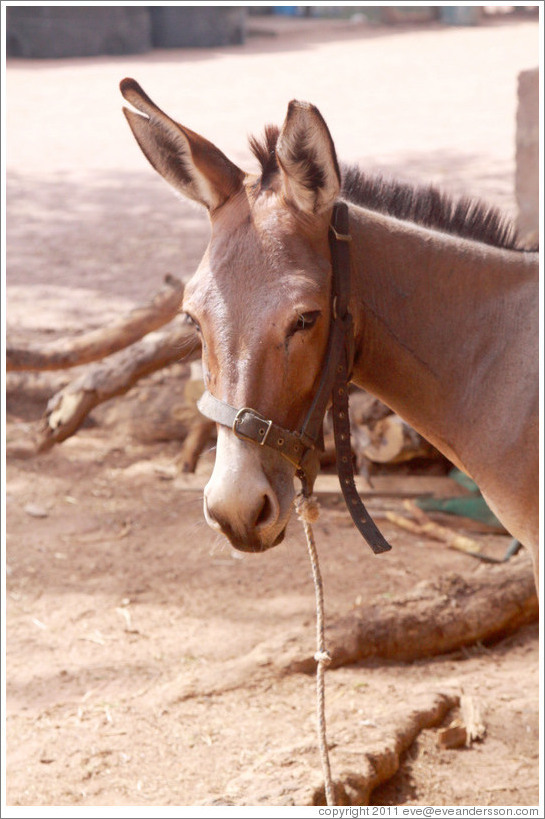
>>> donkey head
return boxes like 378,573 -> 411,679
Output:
120,79 -> 341,552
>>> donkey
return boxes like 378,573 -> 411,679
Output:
120,79 -> 539,589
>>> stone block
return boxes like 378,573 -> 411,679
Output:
515,68 -> 539,248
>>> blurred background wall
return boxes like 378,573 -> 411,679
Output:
5,5 -> 247,58
6,5 -> 539,58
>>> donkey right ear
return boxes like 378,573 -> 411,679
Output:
120,78 -> 244,211
276,100 -> 340,216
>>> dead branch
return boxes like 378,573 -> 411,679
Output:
6,274 -> 184,371
386,500 -> 483,554
438,694 -> 486,749
288,555 -> 537,672
35,314 -> 201,452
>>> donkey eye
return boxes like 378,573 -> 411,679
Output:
183,312 -> 200,332
294,311 -> 321,332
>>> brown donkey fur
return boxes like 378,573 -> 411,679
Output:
120,78 -> 539,590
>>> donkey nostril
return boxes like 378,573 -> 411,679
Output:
255,493 -> 274,529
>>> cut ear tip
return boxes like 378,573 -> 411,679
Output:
119,77 -> 140,96
120,78 -> 155,116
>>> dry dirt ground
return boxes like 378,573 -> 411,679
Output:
4,14 -> 541,809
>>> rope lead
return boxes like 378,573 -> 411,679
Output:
295,489 -> 335,807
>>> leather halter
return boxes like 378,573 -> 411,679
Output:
197,202 -> 392,555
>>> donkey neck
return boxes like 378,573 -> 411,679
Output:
347,204 -> 538,474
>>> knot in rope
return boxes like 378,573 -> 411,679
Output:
295,485 -> 335,806
314,650 -> 332,666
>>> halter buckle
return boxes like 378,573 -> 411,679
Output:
232,407 -> 273,447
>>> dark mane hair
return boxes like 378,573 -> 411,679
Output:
340,164 -> 526,251
248,124 -> 280,190
249,127 -> 533,252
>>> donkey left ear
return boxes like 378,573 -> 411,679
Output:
276,100 -> 341,215
120,78 -> 244,212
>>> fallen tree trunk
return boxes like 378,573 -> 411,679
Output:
220,686 -> 460,806
312,690 -> 459,806
35,314 -> 201,452
288,555 -> 537,673
7,274 -> 184,371
161,554 -> 538,704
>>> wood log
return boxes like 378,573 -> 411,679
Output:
35,315 -> 201,452
6,274 -> 184,371
362,414 -> 437,464
348,391 -> 441,467
288,555 -> 537,672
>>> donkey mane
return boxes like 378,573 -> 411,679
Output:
340,165 -> 527,252
249,127 -> 532,252
248,124 -> 281,190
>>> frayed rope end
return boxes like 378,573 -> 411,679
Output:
295,491 -> 320,524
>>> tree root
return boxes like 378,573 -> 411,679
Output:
312,690 -> 459,805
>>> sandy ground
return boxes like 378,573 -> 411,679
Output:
5,14 -> 541,810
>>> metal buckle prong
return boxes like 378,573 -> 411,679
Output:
259,418 -> 274,446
